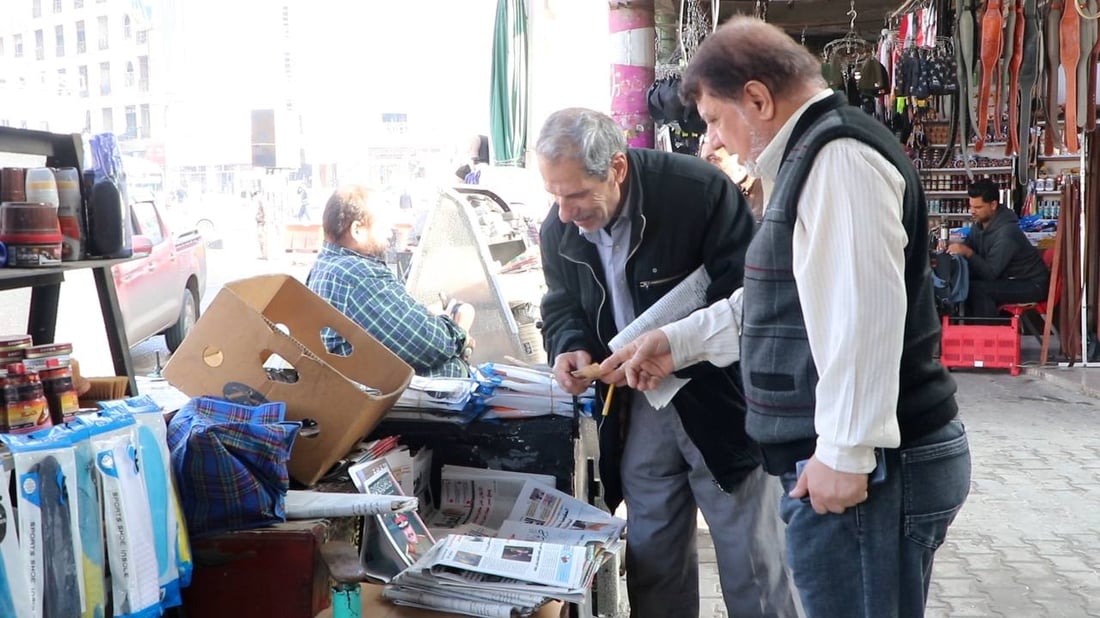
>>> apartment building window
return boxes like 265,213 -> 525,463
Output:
14,35 -> 22,58
84,110 -> 91,133
57,68 -> 67,94
75,0 -> 83,8
78,64 -> 88,96
0,37 -> 5,57
101,107 -> 112,133
124,106 -> 136,138
99,61 -> 110,95
76,21 -> 85,53
136,29 -> 146,44
124,16 -> 131,39
33,0 -> 42,18
98,16 -> 108,50
140,104 -> 150,138
125,61 -> 134,87
35,30 -> 44,60
53,0 -> 62,13
138,55 -> 148,92
55,25 -> 64,57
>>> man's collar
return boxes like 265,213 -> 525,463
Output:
322,241 -> 386,264
753,89 -> 834,183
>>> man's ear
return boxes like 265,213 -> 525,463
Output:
742,81 -> 776,122
610,152 -> 629,184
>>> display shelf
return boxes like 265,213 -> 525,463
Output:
920,166 -> 1014,173
925,190 -> 970,197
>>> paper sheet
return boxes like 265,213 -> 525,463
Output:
608,265 -> 712,409
284,491 -> 417,518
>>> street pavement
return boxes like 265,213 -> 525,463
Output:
694,372 -> 1100,618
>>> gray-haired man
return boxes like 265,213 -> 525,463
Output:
536,107 -> 798,618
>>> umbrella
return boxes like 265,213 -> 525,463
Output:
489,0 -> 529,167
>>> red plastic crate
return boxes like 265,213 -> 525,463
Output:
940,316 -> 1021,376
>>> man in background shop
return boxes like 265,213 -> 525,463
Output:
699,138 -> 763,221
253,190 -> 268,260
600,17 -> 970,617
307,185 -> 475,377
947,179 -> 1050,317
536,107 -> 797,618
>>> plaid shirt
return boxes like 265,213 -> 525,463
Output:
307,242 -> 469,377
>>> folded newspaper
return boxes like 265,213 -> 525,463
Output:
283,490 -> 417,518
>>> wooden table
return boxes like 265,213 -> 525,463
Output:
314,584 -> 564,618
0,258 -> 137,394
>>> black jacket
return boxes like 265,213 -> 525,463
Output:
539,148 -> 760,511
964,207 -> 1049,284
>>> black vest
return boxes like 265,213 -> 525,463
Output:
740,93 -> 958,474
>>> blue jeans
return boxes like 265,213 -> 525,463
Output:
778,420 -> 971,618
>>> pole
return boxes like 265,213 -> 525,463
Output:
609,1 -> 656,148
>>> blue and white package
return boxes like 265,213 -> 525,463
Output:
0,429 -> 85,618
80,410 -> 161,618
0,455 -> 31,618
100,397 -> 184,607
55,422 -> 108,618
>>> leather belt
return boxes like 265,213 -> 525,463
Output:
1007,0 -> 1026,155
978,0 -> 1005,150
1046,0 -> 1064,155
1060,0 -> 1081,153
1017,0 -> 1040,182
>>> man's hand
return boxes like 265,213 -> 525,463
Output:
598,330 -> 674,391
553,350 -> 594,395
788,456 -> 870,515
946,242 -> 973,257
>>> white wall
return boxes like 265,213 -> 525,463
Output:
526,0 -> 611,165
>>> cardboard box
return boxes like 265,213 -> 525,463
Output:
163,274 -> 413,486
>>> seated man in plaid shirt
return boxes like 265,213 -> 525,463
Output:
307,185 -> 475,377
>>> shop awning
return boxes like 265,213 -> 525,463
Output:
489,0 -> 529,167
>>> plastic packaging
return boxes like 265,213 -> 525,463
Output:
0,456 -> 32,617
0,429 -> 85,618
99,395 -> 184,607
83,410 -> 162,618
54,167 -> 85,261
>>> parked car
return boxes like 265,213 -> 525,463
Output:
113,196 -> 208,351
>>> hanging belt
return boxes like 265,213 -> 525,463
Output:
1017,0 -> 1041,181
1007,0 -> 1026,155
1047,0 -> 1065,153
1061,0 -> 1081,152
957,0 -> 978,172
1079,0 -> 1099,132
978,0 -> 1006,150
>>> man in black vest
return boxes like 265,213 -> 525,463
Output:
600,18 -> 971,618
537,108 -> 797,617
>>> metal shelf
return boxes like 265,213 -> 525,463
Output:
925,190 -> 970,196
928,213 -> 972,218
1034,190 -> 1064,197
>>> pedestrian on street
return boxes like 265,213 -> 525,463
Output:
536,107 -> 798,618
253,190 -> 268,260
600,17 -> 972,618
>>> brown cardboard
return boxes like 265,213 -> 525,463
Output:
313,584 -> 565,618
163,274 -> 413,486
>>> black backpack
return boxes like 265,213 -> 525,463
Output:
931,252 -> 970,314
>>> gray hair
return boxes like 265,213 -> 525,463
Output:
535,108 -> 627,180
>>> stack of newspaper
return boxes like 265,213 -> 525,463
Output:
381,465 -> 625,617
474,363 -> 596,420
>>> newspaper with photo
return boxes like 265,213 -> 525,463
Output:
358,462 -> 436,582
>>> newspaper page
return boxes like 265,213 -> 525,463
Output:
428,466 -> 556,532
607,265 -> 712,409
505,481 -> 620,533
428,535 -> 590,594
360,463 -> 436,582
283,490 -> 416,518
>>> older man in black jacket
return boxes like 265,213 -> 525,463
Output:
537,107 -> 796,618
947,179 -> 1050,316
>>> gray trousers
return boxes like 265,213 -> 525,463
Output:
620,402 -> 801,618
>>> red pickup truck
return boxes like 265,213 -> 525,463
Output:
113,197 -> 207,351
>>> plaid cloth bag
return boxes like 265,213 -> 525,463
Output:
167,397 -> 301,537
